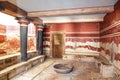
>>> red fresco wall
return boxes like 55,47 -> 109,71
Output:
0,24 -> 6,55
43,22 -> 100,56
100,0 -> 120,70
0,24 -> 36,56
50,23 -> 99,32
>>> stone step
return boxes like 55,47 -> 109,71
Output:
11,59 -> 55,80
0,55 -> 45,80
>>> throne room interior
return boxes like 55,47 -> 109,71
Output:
0,0 -> 120,80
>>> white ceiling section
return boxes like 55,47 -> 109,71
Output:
8,0 -> 118,23
40,14 -> 106,23
9,0 -> 117,12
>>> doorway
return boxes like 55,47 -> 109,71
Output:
50,32 -> 65,58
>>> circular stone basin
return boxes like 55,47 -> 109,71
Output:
53,63 -> 73,74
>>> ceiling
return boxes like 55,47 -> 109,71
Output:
8,0 -> 118,23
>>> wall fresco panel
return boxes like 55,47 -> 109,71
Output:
100,0 -> 120,70
43,22 -> 100,56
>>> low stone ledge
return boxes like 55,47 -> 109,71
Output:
12,59 -> 55,80
0,55 -> 45,80
0,51 -> 38,70
63,52 -> 99,60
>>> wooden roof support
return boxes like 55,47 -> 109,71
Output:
31,17 -> 43,24
28,6 -> 114,17
0,1 -> 42,24
0,1 -> 27,17
43,18 -> 103,23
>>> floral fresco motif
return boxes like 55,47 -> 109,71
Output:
0,24 -> 36,56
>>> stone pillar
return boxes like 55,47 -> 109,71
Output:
18,17 -> 30,61
36,24 -> 43,55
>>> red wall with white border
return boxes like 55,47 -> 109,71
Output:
100,0 -> 120,72
43,22 -> 100,56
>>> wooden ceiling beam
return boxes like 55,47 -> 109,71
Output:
30,17 -> 43,24
0,1 -> 27,17
42,18 -> 103,23
28,6 -> 114,17
0,1 -> 42,24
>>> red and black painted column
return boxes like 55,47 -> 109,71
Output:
36,24 -> 44,55
18,17 -> 30,61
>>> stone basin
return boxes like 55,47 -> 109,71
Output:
53,63 -> 73,74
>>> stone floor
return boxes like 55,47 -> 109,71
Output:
11,59 -> 116,80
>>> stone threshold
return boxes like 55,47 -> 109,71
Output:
0,55 -> 45,80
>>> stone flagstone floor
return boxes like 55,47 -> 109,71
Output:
11,59 -> 116,80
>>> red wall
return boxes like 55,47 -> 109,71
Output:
50,23 -> 99,32
100,0 -> 120,71
0,24 -> 36,56
44,22 -> 99,37
100,0 -> 120,30
0,24 -> 6,55
43,22 -> 100,56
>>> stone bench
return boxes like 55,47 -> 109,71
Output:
94,55 -> 114,78
0,55 -> 45,80
0,51 -> 38,70
94,55 -> 111,68
63,52 -> 99,60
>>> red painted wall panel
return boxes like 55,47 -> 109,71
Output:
66,34 -> 99,37
43,22 -> 100,55
0,24 -> 36,56
100,0 -> 120,30
49,23 -> 99,32
43,22 -> 100,39
100,0 -> 120,70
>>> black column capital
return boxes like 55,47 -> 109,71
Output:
35,24 -> 43,26
17,17 -> 31,26
36,24 -> 44,31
